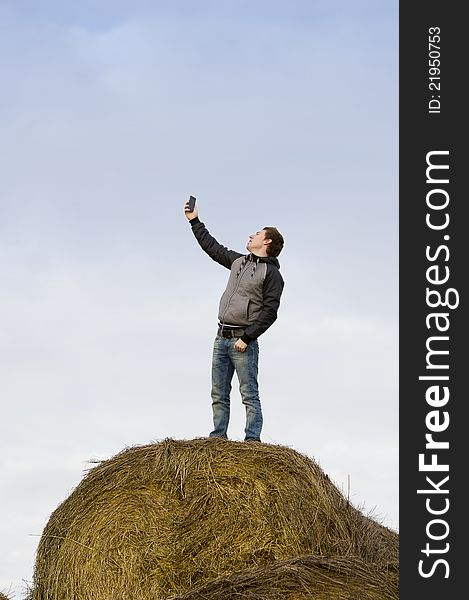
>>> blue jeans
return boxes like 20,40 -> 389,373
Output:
210,335 -> 262,441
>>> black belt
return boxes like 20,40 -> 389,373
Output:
218,327 -> 245,339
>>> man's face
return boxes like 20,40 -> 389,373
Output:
247,229 -> 269,254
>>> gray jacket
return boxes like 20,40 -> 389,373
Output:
190,217 -> 284,344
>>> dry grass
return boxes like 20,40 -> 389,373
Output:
31,438 -> 398,599
167,555 -> 398,600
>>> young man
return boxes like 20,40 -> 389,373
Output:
184,199 -> 284,442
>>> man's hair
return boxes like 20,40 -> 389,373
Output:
263,227 -> 284,257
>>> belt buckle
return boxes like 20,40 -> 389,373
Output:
219,327 -> 241,338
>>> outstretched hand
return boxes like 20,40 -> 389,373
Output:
184,199 -> 198,220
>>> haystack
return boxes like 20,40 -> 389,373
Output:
32,438 -> 398,599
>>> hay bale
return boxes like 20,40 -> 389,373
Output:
32,438 -> 398,599
167,555 -> 398,600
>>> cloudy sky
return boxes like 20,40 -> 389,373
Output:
0,1 -> 398,596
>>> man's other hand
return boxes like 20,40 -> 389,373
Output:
234,339 -> 248,352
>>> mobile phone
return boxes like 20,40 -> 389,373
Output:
188,195 -> 196,212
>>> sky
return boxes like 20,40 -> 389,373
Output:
0,1 -> 398,596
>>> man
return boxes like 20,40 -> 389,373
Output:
184,199 -> 284,442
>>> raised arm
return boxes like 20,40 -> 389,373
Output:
184,200 -> 243,269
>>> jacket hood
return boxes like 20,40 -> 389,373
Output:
250,253 -> 281,269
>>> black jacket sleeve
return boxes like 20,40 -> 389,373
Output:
190,217 -> 243,269
242,263 -> 284,343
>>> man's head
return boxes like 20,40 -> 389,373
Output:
247,227 -> 284,258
